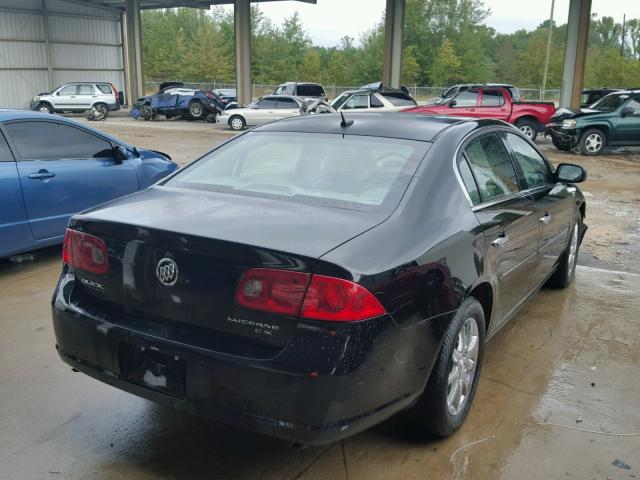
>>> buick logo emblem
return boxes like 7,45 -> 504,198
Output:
156,257 -> 178,286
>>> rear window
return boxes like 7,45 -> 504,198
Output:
296,85 -> 325,97
507,87 -> 521,102
381,92 -> 417,106
96,84 -> 113,94
167,132 -> 428,211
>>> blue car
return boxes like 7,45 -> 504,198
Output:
0,110 -> 177,257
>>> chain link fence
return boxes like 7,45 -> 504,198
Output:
145,81 -> 564,105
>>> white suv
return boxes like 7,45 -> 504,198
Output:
30,82 -> 121,116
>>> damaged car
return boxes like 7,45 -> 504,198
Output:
547,89 -> 640,155
131,85 -> 224,122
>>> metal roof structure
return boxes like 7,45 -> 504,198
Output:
77,0 -> 315,10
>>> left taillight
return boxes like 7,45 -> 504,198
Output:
62,228 -> 109,275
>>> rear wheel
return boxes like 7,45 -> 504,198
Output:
410,297 -> 485,437
516,118 -> 539,141
37,102 -> 53,114
229,115 -> 245,131
578,128 -> 606,155
546,213 -> 581,288
551,137 -> 572,151
189,100 -> 204,119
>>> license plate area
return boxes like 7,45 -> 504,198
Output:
119,344 -> 186,398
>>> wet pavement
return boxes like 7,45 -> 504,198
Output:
1,120 -> 639,479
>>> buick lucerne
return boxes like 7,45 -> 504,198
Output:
52,113 -> 587,444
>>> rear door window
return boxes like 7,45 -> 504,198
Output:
275,98 -> 299,109
77,85 -> 94,95
480,89 -> 505,107
6,122 -> 114,160
504,133 -> 553,189
464,133 -> 520,202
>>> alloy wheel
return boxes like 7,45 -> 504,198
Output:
520,125 -> 534,139
38,105 -> 51,113
447,317 -> 479,416
585,133 -> 603,153
190,103 -> 203,117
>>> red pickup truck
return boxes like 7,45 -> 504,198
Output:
403,85 -> 556,141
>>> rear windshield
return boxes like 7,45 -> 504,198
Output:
381,92 -> 417,106
167,132 -> 428,211
296,85 -> 326,97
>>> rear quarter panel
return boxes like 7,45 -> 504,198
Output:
509,103 -> 556,124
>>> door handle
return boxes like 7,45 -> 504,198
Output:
539,213 -> 552,224
491,233 -> 509,248
28,170 -> 56,180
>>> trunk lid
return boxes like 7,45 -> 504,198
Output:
69,186 -> 385,354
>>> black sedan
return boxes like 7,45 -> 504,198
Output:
52,113 -> 587,444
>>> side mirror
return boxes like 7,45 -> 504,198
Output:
112,145 -> 128,162
556,163 -> 586,183
448,99 -> 457,107
55,91 -> 61,96
621,107 -> 634,117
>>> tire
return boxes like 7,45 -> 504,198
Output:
188,100 -> 204,119
205,113 -> 217,123
545,212 -> 582,289
139,104 -> 153,121
516,118 -> 539,141
37,102 -> 53,114
578,128 -> 606,155
410,297 -> 486,437
551,137 -> 572,151
229,115 -> 245,131
88,103 -> 108,121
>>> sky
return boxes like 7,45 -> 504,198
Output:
218,0 -> 640,47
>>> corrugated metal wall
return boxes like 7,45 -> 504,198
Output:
0,0 -> 124,108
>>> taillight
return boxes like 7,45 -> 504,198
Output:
62,228 -> 109,275
235,269 -> 386,322
236,268 -> 309,316
301,275 -> 386,321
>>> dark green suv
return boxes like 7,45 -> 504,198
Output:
547,90 -> 640,155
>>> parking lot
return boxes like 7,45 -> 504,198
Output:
1,116 -> 639,479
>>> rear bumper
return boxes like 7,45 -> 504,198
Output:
107,102 -> 120,112
52,275 -> 441,444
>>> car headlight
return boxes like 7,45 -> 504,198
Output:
561,119 -> 577,129
32,96 -> 40,102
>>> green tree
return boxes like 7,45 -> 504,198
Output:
300,49 -> 322,81
430,38 -> 461,85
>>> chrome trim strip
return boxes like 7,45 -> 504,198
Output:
539,227 -> 570,252
498,248 -> 539,280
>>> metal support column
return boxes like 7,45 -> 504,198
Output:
42,0 -> 55,90
382,0 -> 405,89
235,0 -> 251,105
560,0 -> 592,109
124,0 -> 143,103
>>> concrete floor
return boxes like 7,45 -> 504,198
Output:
1,117 -> 639,479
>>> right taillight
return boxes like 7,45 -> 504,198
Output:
62,228 -> 109,275
235,269 -> 386,322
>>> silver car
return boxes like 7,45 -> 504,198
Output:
30,82 -> 121,116
217,95 -> 307,131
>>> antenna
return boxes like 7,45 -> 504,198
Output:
340,111 -> 354,128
